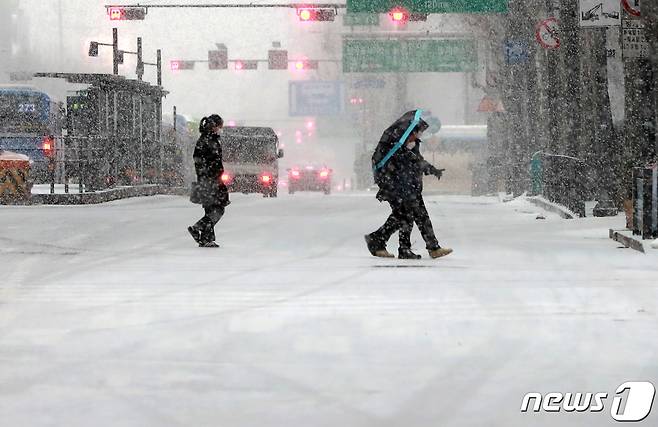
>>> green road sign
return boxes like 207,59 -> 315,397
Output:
343,39 -> 478,73
346,0 -> 508,14
343,13 -> 380,26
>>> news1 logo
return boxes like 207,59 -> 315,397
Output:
521,382 -> 655,422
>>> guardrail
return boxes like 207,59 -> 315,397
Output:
1,135 -> 185,194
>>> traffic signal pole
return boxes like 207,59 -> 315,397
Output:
157,50 -> 162,86
105,3 -> 345,10
137,37 -> 143,80
112,28 -> 119,75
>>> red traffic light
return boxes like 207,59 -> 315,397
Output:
299,9 -> 312,21
293,59 -> 319,70
389,7 -> 409,23
234,60 -> 258,70
170,60 -> 195,71
108,6 -> 146,20
297,8 -> 336,22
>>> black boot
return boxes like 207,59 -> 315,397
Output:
364,234 -> 394,258
187,226 -> 202,245
398,248 -> 421,260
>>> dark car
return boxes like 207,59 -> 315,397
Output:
287,165 -> 333,195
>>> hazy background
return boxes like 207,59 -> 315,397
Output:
1,0 -> 488,183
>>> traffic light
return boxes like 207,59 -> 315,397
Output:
88,42 -> 99,57
410,13 -> 428,21
108,6 -> 147,20
208,49 -> 228,70
234,60 -> 258,70
170,60 -> 195,71
293,60 -> 319,70
297,8 -> 336,22
389,7 -> 409,24
268,50 -> 288,70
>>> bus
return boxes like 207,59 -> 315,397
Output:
0,86 -> 64,183
220,126 -> 284,197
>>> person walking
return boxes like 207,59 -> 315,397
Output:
365,110 -> 452,259
188,114 -> 229,248
397,141 -> 451,259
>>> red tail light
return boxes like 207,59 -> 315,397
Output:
42,136 -> 55,157
221,172 -> 231,183
319,170 -> 329,179
261,174 -> 272,184
290,170 -> 300,179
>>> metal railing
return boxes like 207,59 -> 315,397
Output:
1,135 -> 184,195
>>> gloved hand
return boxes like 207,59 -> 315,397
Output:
433,168 -> 445,180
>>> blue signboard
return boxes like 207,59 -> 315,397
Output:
289,81 -> 344,116
504,40 -> 530,65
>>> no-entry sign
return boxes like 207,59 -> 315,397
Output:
622,0 -> 641,17
536,18 -> 561,49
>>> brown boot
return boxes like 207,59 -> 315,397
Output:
428,247 -> 453,259
374,249 -> 395,258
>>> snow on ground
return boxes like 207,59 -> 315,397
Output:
1,193 -> 657,426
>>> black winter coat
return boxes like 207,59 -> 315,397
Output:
372,111 -> 438,203
193,133 -> 230,207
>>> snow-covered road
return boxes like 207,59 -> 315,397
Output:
1,193 -> 657,426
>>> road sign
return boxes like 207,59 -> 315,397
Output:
343,13 -> 380,26
579,0 -> 621,27
343,39 -> 478,73
623,19 -> 649,59
351,78 -> 386,89
346,0 -> 508,14
536,18 -> 560,49
622,0 -> 641,17
477,95 -> 505,113
289,81 -> 344,116
504,40 -> 529,65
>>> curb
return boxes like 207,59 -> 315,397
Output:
525,196 -> 575,219
20,185 -> 189,206
609,229 -> 645,253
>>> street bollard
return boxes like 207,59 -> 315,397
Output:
633,166 -> 658,240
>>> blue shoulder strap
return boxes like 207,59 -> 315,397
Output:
373,109 -> 423,171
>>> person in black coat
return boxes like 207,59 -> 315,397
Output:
188,114 -> 229,248
397,141 -> 450,259
365,110 -> 452,259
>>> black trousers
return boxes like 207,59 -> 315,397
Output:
399,198 -> 440,250
194,204 -> 225,243
370,200 -> 414,248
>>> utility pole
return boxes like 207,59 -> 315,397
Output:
157,49 -> 162,86
58,0 -> 64,67
136,37 -> 144,80
112,28 -> 119,75
643,2 -> 658,161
